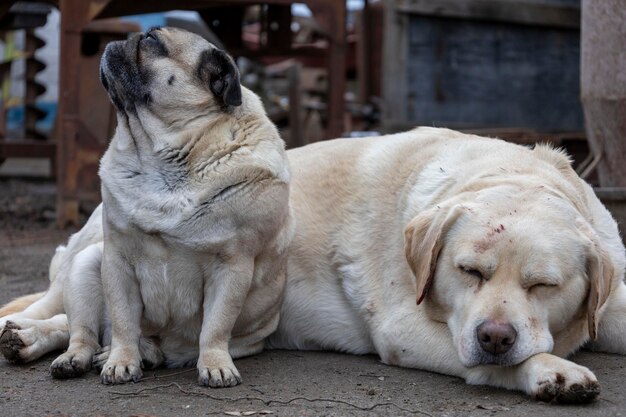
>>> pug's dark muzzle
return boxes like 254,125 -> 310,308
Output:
100,33 -> 148,112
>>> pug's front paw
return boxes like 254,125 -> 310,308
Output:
197,348 -> 242,388
51,346 -> 94,379
100,347 -> 142,385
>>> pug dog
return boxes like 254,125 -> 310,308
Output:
0,27 -> 294,388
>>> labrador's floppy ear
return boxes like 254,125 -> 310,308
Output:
197,48 -> 242,107
404,203 -> 464,305
579,220 -> 614,341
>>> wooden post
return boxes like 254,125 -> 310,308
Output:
581,0 -> 626,187
382,0 -> 409,132
308,0 -> 346,140
56,0 -> 90,227
326,1 -> 346,139
287,63 -> 303,148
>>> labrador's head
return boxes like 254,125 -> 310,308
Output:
405,184 -> 614,367
99,27 -> 241,124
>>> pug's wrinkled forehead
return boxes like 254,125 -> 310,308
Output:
148,27 -> 210,62
100,26 -> 241,114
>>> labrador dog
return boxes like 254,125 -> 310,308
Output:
0,27 -> 294,388
266,128 -> 626,403
2,129 -> 625,400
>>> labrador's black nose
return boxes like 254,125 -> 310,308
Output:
476,320 -> 517,355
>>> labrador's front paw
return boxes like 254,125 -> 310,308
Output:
100,348 -> 142,384
523,353 -> 599,403
197,349 -> 242,388
92,345 -> 110,372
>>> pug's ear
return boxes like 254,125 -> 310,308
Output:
197,48 -> 242,107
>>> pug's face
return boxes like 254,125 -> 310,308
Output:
99,27 -> 241,125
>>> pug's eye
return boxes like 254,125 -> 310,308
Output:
142,32 -> 158,45
460,266 -> 483,279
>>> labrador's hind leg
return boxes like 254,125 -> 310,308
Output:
0,245 -> 68,331
0,314 -> 69,363
50,243 -> 104,378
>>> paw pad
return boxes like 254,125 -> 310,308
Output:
0,322 -> 25,364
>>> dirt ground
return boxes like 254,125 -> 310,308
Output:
1,178 -> 625,417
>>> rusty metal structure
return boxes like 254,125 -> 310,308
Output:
1,0 -> 347,227
0,2 -> 56,167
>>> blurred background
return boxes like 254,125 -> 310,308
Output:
0,0 -> 624,230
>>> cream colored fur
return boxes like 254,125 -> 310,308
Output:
266,127 -> 626,403
0,293 -> 44,317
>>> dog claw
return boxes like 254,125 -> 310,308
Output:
50,350 -> 92,379
92,345 -> 110,372
100,360 -> 143,385
527,355 -> 600,404
198,366 -> 242,388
